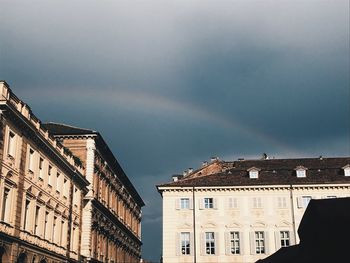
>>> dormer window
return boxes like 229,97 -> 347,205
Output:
343,165 -> 350,177
248,167 -> 260,179
295,166 -> 307,178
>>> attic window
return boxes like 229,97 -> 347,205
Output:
295,166 -> 307,178
248,167 -> 260,179
343,165 -> 350,177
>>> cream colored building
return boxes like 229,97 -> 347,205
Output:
0,81 -> 89,263
44,123 -> 144,263
157,156 -> 350,263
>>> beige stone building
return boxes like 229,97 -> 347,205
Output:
0,81 -> 89,263
157,156 -> 350,263
44,123 -> 144,263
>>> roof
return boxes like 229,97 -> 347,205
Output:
157,157 -> 350,188
43,122 -> 97,136
44,122 -> 145,207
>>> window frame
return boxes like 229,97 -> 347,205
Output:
255,231 -> 265,254
205,232 -> 216,255
7,130 -> 16,158
280,231 -> 290,247
180,232 -> 191,255
204,198 -> 214,209
180,198 -> 190,209
230,231 -> 240,255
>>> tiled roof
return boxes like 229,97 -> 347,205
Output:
157,157 -> 350,188
43,122 -> 97,136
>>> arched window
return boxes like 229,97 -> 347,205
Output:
17,253 -> 27,263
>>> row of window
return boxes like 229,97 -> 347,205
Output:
179,231 -> 291,256
176,195 -> 340,210
6,130 -> 71,198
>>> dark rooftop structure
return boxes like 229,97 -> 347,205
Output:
256,197 -> 350,263
157,157 -> 350,188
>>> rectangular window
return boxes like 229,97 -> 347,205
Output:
61,220 -> 65,246
34,206 -> 40,235
1,188 -> 10,222
48,165 -> 53,186
280,231 -> 290,247
39,157 -> 44,180
277,197 -> 287,208
53,216 -> 57,242
23,198 -> 30,230
255,231 -> 265,254
296,170 -> 306,178
253,197 -> 262,208
56,172 -> 61,192
44,211 -> 49,239
63,178 -> 68,197
230,232 -> 240,254
205,232 -> 215,255
180,232 -> 190,255
28,149 -> 34,171
180,198 -> 190,209
229,198 -> 238,209
302,196 -> 312,208
204,198 -> 214,209
7,131 -> 16,157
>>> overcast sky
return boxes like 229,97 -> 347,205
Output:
1,0 -> 349,261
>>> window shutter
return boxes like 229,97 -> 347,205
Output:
297,197 -> 303,208
225,232 -> 230,255
190,232 -> 194,255
250,231 -> 255,255
290,231 -> 296,245
200,232 -> 205,255
240,231 -> 244,255
274,231 -> 281,251
213,198 -> 218,209
189,198 -> 193,210
228,198 -> 233,209
199,199 -> 204,210
215,232 -> 219,255
175,233 -> 180,256
175,199 -> 180,210
265,231 -> 269,254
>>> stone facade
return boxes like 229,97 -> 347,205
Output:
157,157 -> 350,263
44,124 -> 144,263
0,81 -> 89,263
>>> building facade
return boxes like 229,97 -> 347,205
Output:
0,81 -> 89,263
157,156 -> 350,263
44,123 -> 144,263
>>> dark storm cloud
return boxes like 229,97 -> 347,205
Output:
0,0 -> 349,261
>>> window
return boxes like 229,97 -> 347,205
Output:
230,232 -> 240,254
53,216 -> 57,242
302,196 -> 312,208
34,206 -> 40,235
180,232 -> 190,255
255,231 -> 265,254
249,170 -> 259,179
48,165 -> 53,186
277,197 -> 287,208
44,211 -> 49,239
1,188 -> 10,222
39,158 -> 44,180
23,198 -> 30,230
204,198 -> 214,209
180,198 -> 190,209
229,198 -> 238,209
253,197 -> 262,208
205,232 -> 215,255
280,231 -> 290,247
343,165 -> 350,177
63,178 -> 68,197
60,220 -> 65,246
28,149 -> 34,171
296,170 -> 306,178
7,131 -> 16,157
56,172 -> 61,192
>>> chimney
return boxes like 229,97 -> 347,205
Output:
183,170 -> 188,176
211,156 -> 218,162
188,168 -> 193,174
172,175 -> 183,182
202,161 -> 208,167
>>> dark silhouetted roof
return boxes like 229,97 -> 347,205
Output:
157,157 -> 350,188
43,122 -> 97,136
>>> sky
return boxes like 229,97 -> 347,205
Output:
0,0 -> 349,261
